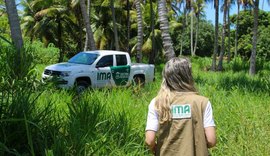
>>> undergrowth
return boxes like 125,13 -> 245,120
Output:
0,44 -> 269,155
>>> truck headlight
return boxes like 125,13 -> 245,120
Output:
60,71 -> 71,77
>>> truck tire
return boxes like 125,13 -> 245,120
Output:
133,76 -> 145,86
76,80 -> 90,93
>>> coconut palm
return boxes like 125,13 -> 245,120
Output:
127,0 -> 131,54
110,0 -> 120,50
79,0 -> 96,50
179,1 -> 188,56
249,0 -> 259,75
227,0 -> 231,62
5,0 -> 23,50
135,0 -> 143,62
191,0 -> 204,56
148,0 -> 157,64
4,0 -> 23,76
211,0 -> 219,71
234,0 -> 241,57
217,0 -> 228,71
157,0 -> 175,61
22,0 -> 78,62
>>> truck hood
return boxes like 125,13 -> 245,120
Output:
45,62 -> 90,71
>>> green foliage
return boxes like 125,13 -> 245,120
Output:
231,10 -> 270,60
192,57 -> 270,155
0,41 -> 35,79
0,10 -> 10,41
0,43 -> 60,155
172,18 -> 215,57
1,52 -> 270,155
25,39 -> 59,64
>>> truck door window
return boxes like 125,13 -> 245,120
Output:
96,55 -> 113,67
116,55 -> 127,66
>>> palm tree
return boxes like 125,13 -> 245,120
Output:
148,0 -> 157,64
211,0 -> 219,71
249,0 -> 259,75
190,6 -> 194,56
79,0 -> 96,50
158,0 -> 175,61
227,0 -> 231,63
192,0 -> 204,56
234,0 -> 240,57
127,0 -> 131,54
5,0 -> 23,50
179,1 -> 188,56
110,0 -> 120,50
217,0 -> 228,71
22,0 -> 79,62
135,0 -> 143,62
5,0 -> 23,75
84,0 -> 90,51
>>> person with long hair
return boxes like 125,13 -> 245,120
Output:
145,57 -> 216,155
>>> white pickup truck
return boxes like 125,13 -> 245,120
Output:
42,50 -> 155,91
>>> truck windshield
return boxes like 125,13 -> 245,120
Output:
68,52 -> 99,65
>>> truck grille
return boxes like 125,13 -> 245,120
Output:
44,69 -> 61,76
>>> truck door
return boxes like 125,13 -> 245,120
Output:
110,54 -> 131,86
95,55 -> 113,87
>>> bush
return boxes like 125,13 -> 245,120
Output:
24,39 -> 59,65
0,42 -> 61,155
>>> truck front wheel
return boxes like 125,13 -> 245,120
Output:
133,76 -> 145,86
76,80 -> 90,93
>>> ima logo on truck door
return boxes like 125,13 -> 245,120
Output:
97,72 -> 111,80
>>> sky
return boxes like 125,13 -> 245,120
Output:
205,1 -> 270,24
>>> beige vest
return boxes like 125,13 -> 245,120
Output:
156,92 -> 209,156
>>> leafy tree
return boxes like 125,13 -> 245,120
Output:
21,0 -> 80,62
231,10 -> 270,60
172,18 -> 214,57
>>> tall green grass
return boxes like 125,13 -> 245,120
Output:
1,44 -> 269,155
192,57 -> 270,155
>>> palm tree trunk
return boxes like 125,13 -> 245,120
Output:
111,0 -> 120,50
79,0 -> 96,50
78,8 -> 84,51
249,0 -> 259,76
193,12 -> 200,56
218,0 -> 228,71
127,0 -> 131,54
234,1 -> 240,57
211,0 -> 219,71
149,0 -> 156,64
190,11 -> 194,56
84,0 -> 90,51
5,0 -> 23,50
180,6 -> 187,56
227,4 -> 231,63
57,16 -> 64,62
5,0 -> 23,77
135,0 -> 143,63
158,0 -> 175,61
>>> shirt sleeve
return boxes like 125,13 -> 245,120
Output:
145,98 -> 159,132
204,101 -> 216,128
